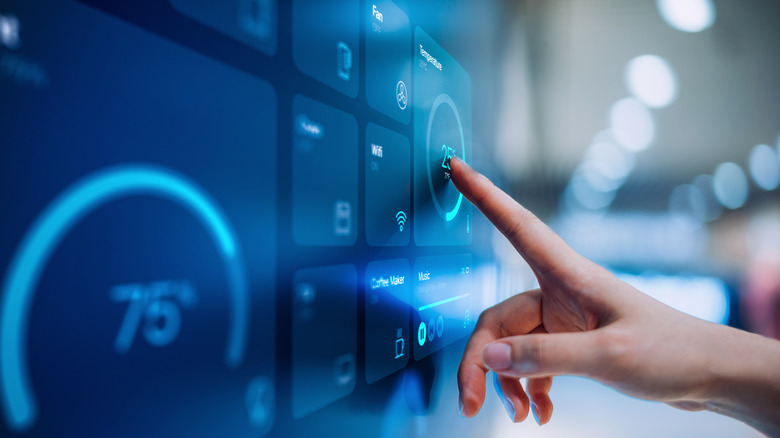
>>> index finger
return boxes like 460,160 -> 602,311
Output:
450,157 -> 577,276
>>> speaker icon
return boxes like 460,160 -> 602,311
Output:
395,211 -> 407,231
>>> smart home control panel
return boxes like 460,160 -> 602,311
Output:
0,0 -> 476,436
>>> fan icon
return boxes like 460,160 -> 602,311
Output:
396,81 -> 408,110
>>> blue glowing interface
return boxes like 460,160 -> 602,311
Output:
413,254 -> 473,360
414,28 -> 473,245
0,0 -> 482,436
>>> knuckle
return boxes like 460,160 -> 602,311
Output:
473,312 -> 492,332
474,304 -> 501,330
528,377 -> 552,399
600,330 -> 636,371
478,305 -> 497,322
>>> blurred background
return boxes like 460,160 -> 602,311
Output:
469,0 -> 780,341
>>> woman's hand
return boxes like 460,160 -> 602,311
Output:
450,157 -> 780,435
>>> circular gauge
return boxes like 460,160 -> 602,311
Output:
0,165 -> 252,432
426,93 -> 465,222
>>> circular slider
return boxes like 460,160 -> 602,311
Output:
0,164 -> 249,431
426,93 -> 465,222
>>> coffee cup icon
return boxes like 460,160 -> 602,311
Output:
394,328 -> 404,359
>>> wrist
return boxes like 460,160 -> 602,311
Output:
704,325 -> 780,435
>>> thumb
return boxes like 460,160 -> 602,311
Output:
481,332 -> 612,379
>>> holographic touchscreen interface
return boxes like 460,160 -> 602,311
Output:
0,1 -> 481,436
414,28 -> 473,246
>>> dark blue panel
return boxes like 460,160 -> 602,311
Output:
0,1 -> 276,436
169,0 -> 277,55
365,123 -> 411,247
365,0 -> 411,124
292,95 -> 359,246
292,0 -> 360,98
291,264 -> 357,418
413,254 -> 472,360
364,258 -> 411,383
413,27 -> 473,246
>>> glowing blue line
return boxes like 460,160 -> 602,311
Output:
417,293 -> 469,312
1,164 -> 248,431
444,196 -> 462,222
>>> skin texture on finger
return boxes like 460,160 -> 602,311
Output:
483,331 -> 608,380
450,157 -> 581,277
458,291 -> 542,417
450,157 -> 620,331
451,156 -> 626,333
527,377 -> 553,425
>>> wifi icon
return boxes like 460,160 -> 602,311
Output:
395,211 -> 407,231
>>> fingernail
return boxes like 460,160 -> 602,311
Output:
458,395 -> 464,418
492,373 -> 516,422
531,402 -> 540,426
483,343 -> 512,370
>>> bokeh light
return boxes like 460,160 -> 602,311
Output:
692,174 -> 723,222
669,184 -> 707,222
568,176 -> 616,211
656,0 -> 716,33
576,161 -> 622,193
625,55 -> 678,109
609,98 -> 655,152
776,132 -> 780,163
748,144 -> 780,191
713,162 -> 749,209
585,135 -> 636,181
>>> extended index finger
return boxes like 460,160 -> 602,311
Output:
450,157 -> 577,275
